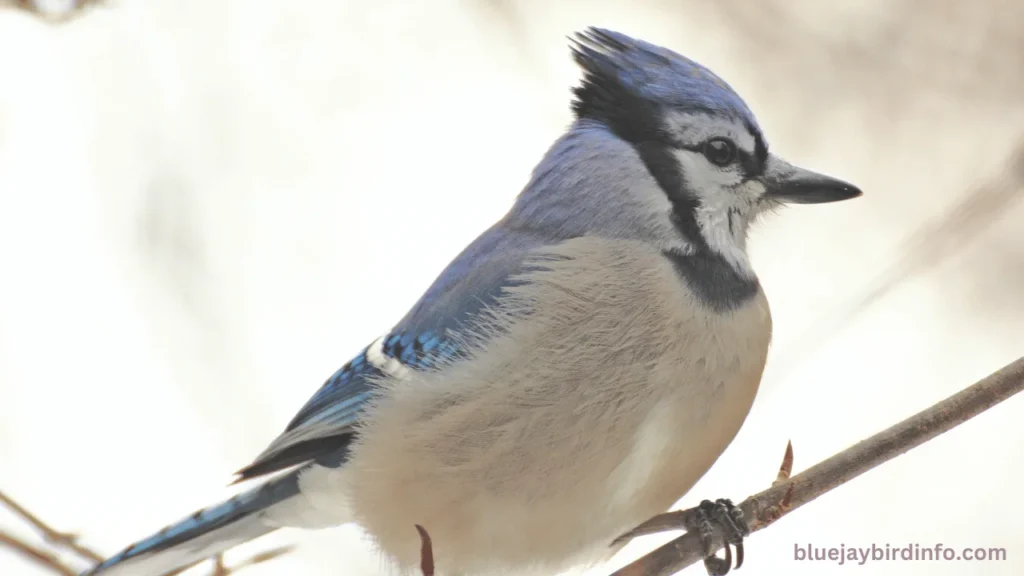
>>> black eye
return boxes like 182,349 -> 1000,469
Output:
702,138 -> 737,167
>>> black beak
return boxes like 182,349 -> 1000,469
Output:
765,163 -> 862,204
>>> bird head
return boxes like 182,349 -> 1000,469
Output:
568,27 -> 861,260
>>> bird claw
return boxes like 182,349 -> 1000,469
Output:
694,498 -> 749,576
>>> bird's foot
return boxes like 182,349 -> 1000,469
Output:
691,498 -> 749,576
609,497 -> 751,575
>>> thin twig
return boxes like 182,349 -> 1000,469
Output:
608,355 -> 1024,576
416,524 -> 435,576
0,530 -> 77,576
211,554 -> 228,576
0,491 -> 104,563
773,440 -> 793,485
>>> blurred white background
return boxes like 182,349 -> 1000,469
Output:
1,1 -> 1023,575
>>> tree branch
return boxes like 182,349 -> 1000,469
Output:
608,355 -> 1024,576
0,530 -> 78,576
0,490 -> 104,564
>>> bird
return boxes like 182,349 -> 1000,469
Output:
84,27 -> 861,576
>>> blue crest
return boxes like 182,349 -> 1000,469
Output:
570,27 -> 762,139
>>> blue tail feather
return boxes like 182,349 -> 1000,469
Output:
83,469 -> 301,575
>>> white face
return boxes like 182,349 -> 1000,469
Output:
663,110 -> 774,276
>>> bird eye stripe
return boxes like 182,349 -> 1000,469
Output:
675,142 -> 764,178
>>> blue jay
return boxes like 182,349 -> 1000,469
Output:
85,28 -> 860,576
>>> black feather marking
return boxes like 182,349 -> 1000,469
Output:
570,37 -> 667,143
234,434 -> 354,481
663,248 -> 759,313
566,28 -> 762,311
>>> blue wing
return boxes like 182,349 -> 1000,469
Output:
235,223 -> 553,480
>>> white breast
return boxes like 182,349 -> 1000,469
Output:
344,236 -> 773,576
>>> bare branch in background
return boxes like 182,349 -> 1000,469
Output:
157,549 -> 294,576
0,530 -> 78,576
0,491 -> 294,576
217,547 -> 293,574
833,138 -> 1024,307
771,137 -> 1024,374
691,0 -> 1024,378
607,355 -> 1024,576
0,491 -> 103,564
0,0 -> 105,22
